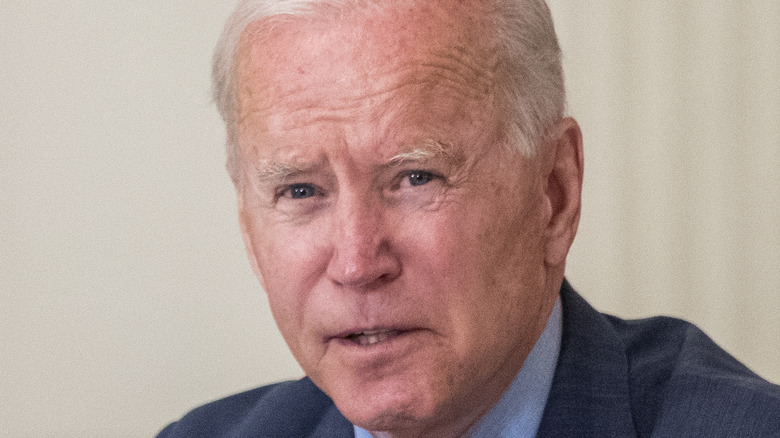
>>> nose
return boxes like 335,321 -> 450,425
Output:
326,191 -> 401,289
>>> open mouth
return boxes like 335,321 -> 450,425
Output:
344,329 -> 402,346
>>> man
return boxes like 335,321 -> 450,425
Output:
159,0 -> 780,436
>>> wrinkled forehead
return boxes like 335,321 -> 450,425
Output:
233,1 -> 503,114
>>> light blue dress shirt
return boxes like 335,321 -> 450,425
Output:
354,298 -> 563,438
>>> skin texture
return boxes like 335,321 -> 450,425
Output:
234,2 -> 583,437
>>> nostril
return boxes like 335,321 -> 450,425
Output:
377,269 -> 401,284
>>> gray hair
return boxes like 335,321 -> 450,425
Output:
212,0 -> 565,186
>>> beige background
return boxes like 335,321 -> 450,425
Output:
1,1 -> 778,437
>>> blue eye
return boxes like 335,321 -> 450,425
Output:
288,183 -> 317,199
407,170 -> 434,187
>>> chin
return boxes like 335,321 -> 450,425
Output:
348,406 -> 441,436
334,382 -> 443,433
352,409 -> 420,433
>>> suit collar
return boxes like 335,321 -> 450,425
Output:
536,280 -> 638,437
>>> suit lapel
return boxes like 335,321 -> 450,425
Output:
309,403 -> 354,437
536,281 -> 638,437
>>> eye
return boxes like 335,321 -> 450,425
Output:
406,170 -> 435,187
285,183 -> 318,199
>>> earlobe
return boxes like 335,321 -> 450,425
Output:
543,117 -> 584,267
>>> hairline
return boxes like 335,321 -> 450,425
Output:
213,0 -> 565,187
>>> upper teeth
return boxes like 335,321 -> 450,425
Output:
348,330 -> 397,346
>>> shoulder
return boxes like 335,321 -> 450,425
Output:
607,312 -> 780,436
156,378 -> 352,438
550,282 -> 780,437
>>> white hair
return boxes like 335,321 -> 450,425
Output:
212,0 -> 565,186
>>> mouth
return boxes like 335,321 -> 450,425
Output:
341,329 -> 403,347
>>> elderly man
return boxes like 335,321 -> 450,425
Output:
159,0 -> 780,436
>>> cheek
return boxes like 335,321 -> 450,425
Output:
247,216 -> 331,338
418,190 -> 547,321
412,199 -> 515,287
253,212 -> 331,281
398,209 -> 492,334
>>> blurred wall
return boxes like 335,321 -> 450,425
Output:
1,1 -> 777,437
1,2 -> 300,437
550,0 -> 780,386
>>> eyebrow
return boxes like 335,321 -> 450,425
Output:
386,139 -> 463,168
251,139 -> 463,184
253,160 -> 316,184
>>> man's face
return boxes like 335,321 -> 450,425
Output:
235,2 -> 568,435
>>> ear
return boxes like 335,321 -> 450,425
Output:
542,117 -> 583,267
237,192 -> 266,285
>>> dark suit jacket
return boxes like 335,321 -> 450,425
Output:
158,281 -> 780,437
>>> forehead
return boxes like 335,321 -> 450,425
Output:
235,2 -> 500,115
231,1 -> 510,174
